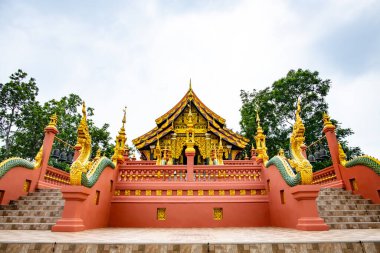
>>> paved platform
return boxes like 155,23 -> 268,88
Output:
0,227 -> 379,244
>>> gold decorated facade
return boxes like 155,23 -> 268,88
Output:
132,84 -> 249,165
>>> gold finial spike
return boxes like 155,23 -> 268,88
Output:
122,106 -> 127,125
256,110 -> 261,128
189,78 -> 192,90
47,113 -> 58,128
82,101 -> 86,116
323,112 -> 334,128
296,98 -> 301,118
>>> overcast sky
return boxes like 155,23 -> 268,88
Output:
0,0 -> 379,157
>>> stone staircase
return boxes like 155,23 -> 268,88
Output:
0,189 -> 64,230
317,188 -> 380,229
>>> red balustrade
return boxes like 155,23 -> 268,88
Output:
118,165 -> 187,182
43,166 -> 71,186
193,165 -> 262,181
312,166 -> 336,185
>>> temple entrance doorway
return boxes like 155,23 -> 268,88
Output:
178,146 -> 203,165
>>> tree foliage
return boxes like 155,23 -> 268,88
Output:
0,70 -> 38,158
240,69 -> 361,163
0,70 -> 114,161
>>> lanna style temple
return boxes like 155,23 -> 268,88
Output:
0,82 -> 379,233
133,84 -> 249,165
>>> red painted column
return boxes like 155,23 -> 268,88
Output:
38,125 -> 59,182
185,149 -> 195,181
52,186 -> 91,232
323,125 -> 343,181
290,185 -> 329,231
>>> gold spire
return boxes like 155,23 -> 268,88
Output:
323,112 -> 334,128
122,106 -> 127,125
295,98 -> 301,122
82,101 -> 87,117
189,78 -> 192,91
47,113 -> 58,128
112,108 -> 127,165
256,110 -> 261,128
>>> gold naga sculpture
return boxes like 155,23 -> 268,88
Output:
265,99 -> 313,186
70,102 -> 93,185
69,102 -> 115,187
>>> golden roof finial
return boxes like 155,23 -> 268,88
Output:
47,113 -> 58,128
82,101 -> 86,117
189,78 -> 192,91
296,98 -> 301,121
123,106 -> 127,124
323,112 -> 334,128
256,110 -> 261,128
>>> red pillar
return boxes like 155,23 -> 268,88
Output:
323,125 -> 343,182
38,125 -> 58,183
185,149 -> 195,181
52,186 -> 91,232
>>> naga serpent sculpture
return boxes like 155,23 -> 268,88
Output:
266,99 -> 313,186
339,143 -> 380,176
69,102 -> 115,187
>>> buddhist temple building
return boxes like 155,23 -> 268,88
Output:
133,83 -> 249,165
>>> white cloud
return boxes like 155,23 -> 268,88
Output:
0,0 -> 378,157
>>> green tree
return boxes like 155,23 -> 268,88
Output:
0,70 -> 39,159
240,69 -> 361,166
0,71 -> 115,162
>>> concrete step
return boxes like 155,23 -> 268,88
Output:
317,199 -> 372,205
10,199 -> 65,206
0,209 -> 61,217
0,216 -> 59,223
328,222 -> 380,229
27,192 -> 62,197
0,222 -> 55,230
322,215 -> 380,223
6,205 -> 64,211
318,204 -> 380,211
317,194 -> 363,200
19,195 -> 63,201
319,209 -> 380,217
36,189 -> 62,193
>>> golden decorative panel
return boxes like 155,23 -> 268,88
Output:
157,208 -> 166,221
213,208 -> 223,221
240,189 -> 246,195
135,190 -> 141,196
23,180 -> 31,193
156,190 -> 162,196
198,190 -> 204,196
219,190 -> 225,196
114,190 -> 120,196
124,190 -> 130,196
177,189 -> 182,196
208,189 -> 214,196
146,190 -> 151,196
230,189 -> 235,196
187,190 -> 193,196
251,189 -> 256,195
167,189 -> 172,196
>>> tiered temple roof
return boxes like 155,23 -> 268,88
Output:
132,85 -> 249,161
